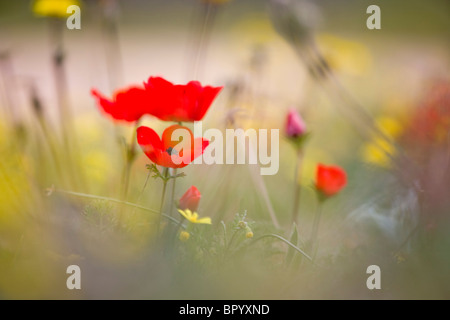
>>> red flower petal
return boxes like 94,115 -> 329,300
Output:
315,164 -> 347,197
194,84 -> 223,121
144,77 -> 223,122
137,125 -> 209,168
137,126 -> 164,165
91,87 -> 148,123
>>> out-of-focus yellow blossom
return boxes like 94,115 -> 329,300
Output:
179,231 -> 190,242
362,117 -> 403,167
32,0 -> 81,18
0,125 -> 30,232
246,230 -> 254,239
74,115 -> 114,188
373,117 -> 403,138
178,209 -> 212,225
362,138 -> 396,168
81,151 -> 112,187
317,33 -> 372,77
232,16 -> 277,45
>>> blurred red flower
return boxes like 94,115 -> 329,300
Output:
404,81 -> 450,144
137,125 -> 209,168
285,108 -> 306,137
91,87 -> 150,123
315,164 -> 347,197
144,77 -> 223,122
179,186 -> 201,212
91,77 -> 223,123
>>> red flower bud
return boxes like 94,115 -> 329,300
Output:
285,108 -> 306,137
315,164 -> 347,197
179,186 -> 201,212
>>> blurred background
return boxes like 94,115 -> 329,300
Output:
0,0 -> 449,299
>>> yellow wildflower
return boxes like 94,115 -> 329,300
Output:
317,33 -> 372,77
361,117 -> 403,167
179,231 -> 190,242
245,225 -> 253,238
178,209 -> 212,225
32,0 -> 81,18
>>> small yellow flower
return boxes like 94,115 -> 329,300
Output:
361,117 -> 403,168
362,138 -> 396,168
178,209 -> 212,225
32,0 -> 81,18
245,226 -> 253,239
179,231 -> 190,242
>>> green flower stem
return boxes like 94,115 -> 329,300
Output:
136,169 -> 151,204
55,189 -> 181,226
121,121 -> 140,200
291,149 -> 303,225
226,228 -> 244,251
117,122 -> 140,227
49,17 -> 80,189
170,216 -> 186,247
251,234 -> 312,262
189,2 -> 217,79
157,167 -> 170,237
168,170 -> 177,217
308,198 -> 325,259
168,121 -> 182,218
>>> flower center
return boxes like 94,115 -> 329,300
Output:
166,147 -> 178,155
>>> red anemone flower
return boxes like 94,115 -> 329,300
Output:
315,164 -> 347,197
144,77 -> 223,122
91,87 -> 150,123
179,186 -> 201,212
137,125 -> 209,168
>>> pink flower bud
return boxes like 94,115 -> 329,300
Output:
285,108 -> 306,137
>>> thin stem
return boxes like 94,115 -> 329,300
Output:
157,168 -> 169,236
0,52 -> 20,128
56,189 -> 181,226
100,0 -> 123,91
49,18 -> 70,137
28,85 -> 65,183
308,200 -> 324,259
189,3 -> 217,79
221,221 -> 227,247
291,149 -> 303,224
171,216 -> 186,245
226,228 -> 243,251
168,169 -> 177,218
167,121 -> 183,217
116,123 -> 139,228
247,139 -> 281,229
49,18 -> 81,189
251,234 -> 312,262
136,169 -> 151,204
121,122 -> 140,200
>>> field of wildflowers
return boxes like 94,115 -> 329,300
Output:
0,0 -> 449,299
